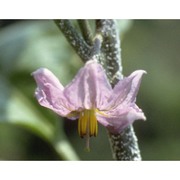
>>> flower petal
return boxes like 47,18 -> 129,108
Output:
32,68 -> 72,117
105,70 -> 146,110
63,60 -> 112,110
96,103 -> 146,133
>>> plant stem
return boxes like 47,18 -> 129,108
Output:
96,19 -> 123,85
78,20 -> 93,46
108,126 -> 141,160
54,20 -> 91,62
96,19 -> 142,161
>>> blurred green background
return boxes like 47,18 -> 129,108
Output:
0,20 -> 180,160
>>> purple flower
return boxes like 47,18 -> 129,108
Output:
32,60 -> 146,149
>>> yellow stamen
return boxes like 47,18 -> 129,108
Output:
82,110 -> 88,136
78,109 -> 98,138
89,109 -> 98,136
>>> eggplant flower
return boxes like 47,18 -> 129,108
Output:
32,60 -> 146,149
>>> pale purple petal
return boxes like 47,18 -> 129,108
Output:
32,68 -> 73,117
96,103 -> 146,133
97,70 -> 146,133
63,60 -> 112,110
103,70 -> 146,110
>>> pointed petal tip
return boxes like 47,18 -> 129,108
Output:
131,70 -> 147,77
131,104 -> 147,121
31,67 -> 49,77
140,70 -> 147,75
126,108 -> 146,123
140,113 -> 147,121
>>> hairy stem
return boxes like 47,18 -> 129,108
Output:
96,19 -> 123,85
96,19 -> 141,161
108,126 -> 141,160
54,20 -> 91,62
78,20 -> 93,46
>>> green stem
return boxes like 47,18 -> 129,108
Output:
96,19 -> 142,161
108,126 -> 141,160
96,19 -> 123,85
78,20 -> 93,46
54,20 -> 91,62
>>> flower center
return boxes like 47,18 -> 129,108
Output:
78,109 -> 98,151
78,109 -> 98,137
